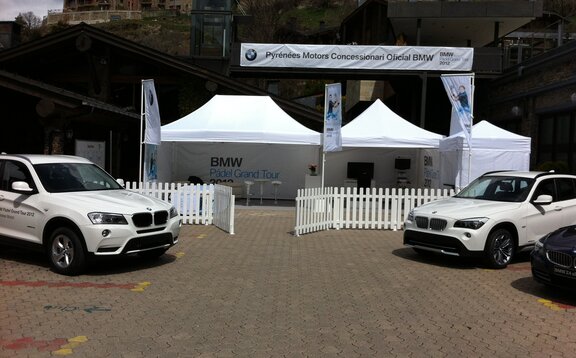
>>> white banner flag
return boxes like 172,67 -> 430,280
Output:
241,43 -> 474,71
441,73 -> 474,147
324,83 -> 342,152
143,144 -> 158,183
142,79 -> 161,145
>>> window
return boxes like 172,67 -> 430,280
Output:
533,179 -> 556,201
1,161 -> 33,192
556,178 -> 576,201
455,176 -> 533,202
190,0 -> 232,58
537,112 -> 576,172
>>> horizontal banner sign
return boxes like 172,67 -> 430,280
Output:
240,43 -> 473,71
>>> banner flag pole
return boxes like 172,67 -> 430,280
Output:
140,79 -> 162,185
322,83 -> 343,189
441,73 -> 474,189
139,80 -> 145,183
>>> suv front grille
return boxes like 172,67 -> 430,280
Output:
429,218 -> 447,231
415,216 -> 447,231
415,216 -> 428,229
547,250 -> 574,268
154,211 -> 168,225
132,211 -> 169,228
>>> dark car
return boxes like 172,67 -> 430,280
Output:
531,225 -> 576,289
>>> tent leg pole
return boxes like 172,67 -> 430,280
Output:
420,72 -> 428,128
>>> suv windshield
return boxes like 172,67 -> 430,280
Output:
35,163 -> 124,193
455,175 -> 535,202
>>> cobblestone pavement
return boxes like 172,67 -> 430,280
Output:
1,206 -> 576,357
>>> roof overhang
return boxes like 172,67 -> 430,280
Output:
0,24 -> 323,129
0,69 -> 140,120
387,0 -> 544,47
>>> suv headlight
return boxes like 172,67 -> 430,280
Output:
534,233 -> 550,249
454,217 -> 488,230
169,206 -> 179,218
88,212 -> 128,225
406,209 -> 414,222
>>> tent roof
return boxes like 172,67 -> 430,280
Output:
440,120 -> 531,151
161,95 -> 321,145
341,99 -> 444,148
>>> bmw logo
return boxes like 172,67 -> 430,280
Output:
245,49 -> 257,61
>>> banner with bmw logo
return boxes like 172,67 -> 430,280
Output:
324,83 -> 342,152
241,43 -> 473,71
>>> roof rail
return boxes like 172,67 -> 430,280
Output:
535,171 -> 558,179
481,170 -> 514,176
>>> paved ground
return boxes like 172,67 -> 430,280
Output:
1,205 -> 576,357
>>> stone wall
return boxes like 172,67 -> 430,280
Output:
47,11 -> 142,25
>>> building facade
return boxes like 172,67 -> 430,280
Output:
4,0 -> 576,176
61,0 -> 193,12
486,40 -> 576,172
48,0 -> 193,24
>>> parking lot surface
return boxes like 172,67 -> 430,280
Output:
2,206 -> 576,357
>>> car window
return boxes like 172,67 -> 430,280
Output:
455,175 -> 533,202
532,179 -> 556,202
35,163 -> 123,193
556,178 -> 576,201
0,160 -> 34,193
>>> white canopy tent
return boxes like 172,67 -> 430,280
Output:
439,120 -> 531,191
323,99 -> 444,189
341,99 -> 443,148
161,95 -> 321,145
158,95 -> 321,200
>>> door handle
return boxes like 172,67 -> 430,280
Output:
554,206 -> 563,211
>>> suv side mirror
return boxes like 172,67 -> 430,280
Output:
11,181 -> 34,193
532,194 -> 553,205
116,178 -> 125,187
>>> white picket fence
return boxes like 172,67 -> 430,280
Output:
124,182 -> 452,237
212,184 -> 235,235
125,182 -> 235,234
294,187 -> 456,236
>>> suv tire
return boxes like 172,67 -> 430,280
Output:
484,228 -> 514,269
48,227 -> 86,276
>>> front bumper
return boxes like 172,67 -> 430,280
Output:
531,248 -> 576,289
403,229 -> 484,258
81,217 -> 182,255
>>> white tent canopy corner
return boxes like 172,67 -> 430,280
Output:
439,120 -> 532,191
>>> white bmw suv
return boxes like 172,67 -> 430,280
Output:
404,171 -> 576,268
0,154 -> 181,275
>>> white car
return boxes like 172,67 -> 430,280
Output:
403,171 -> 576,268
0,154 -> 181,275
